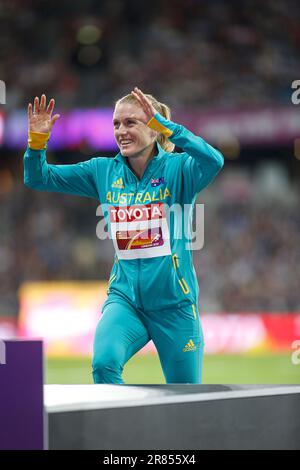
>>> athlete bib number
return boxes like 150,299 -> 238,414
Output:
109,203 -> 171,260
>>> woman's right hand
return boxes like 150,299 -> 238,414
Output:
28,94 -> 60,134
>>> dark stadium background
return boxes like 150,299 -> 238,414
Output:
0,0 -> 299,383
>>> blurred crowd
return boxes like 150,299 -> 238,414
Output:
196,164 -> 300,312
1,0 -> 299,111
0,160 -> 299,316
1,0 -> 300,317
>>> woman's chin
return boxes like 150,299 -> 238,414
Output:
121,146 -> 135,157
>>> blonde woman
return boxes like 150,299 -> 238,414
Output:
24,87 -> 224,383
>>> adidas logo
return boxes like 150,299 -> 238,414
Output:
182,339 -> 197,352
112,178 -> 124,189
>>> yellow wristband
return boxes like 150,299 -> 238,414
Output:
146,117 -> 173,137
147,116 -> 173,137
28,131 -> 50,150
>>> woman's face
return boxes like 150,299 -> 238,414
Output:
113,102 -> 157,158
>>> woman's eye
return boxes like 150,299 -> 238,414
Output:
113,120 -> 135,129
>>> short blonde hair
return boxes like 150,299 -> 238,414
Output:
115,93 -> 175,152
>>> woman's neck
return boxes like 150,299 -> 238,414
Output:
127,144 -> 157,180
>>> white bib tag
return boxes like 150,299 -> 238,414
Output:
109,203 -> 171,260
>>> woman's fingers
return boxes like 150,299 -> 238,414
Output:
40,94 -> 46,112
28,103 -> 33,120
131,90 -> 141,105
31,95 -> 55,116
28,95 -> 59,131
46,98 -> 55,116
131,88 -> 141,100
131,90 -> 146,113
132,87 -> 154,119
133,87 -> 155,117
28,95 -> 59,132
134,87 -> 147,107
33,96 -> 39,114
131,91 -> 148,123
134,87 -> 149,106
50,113 -> 60,129
134,87 -> 144,97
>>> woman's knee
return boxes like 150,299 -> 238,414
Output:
92,348 -> 124,384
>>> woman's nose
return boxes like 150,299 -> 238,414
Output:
118,125 -> 130,136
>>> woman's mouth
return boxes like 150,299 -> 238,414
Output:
120,140 -> 133,147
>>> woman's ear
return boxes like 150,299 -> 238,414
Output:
150,129 -> 158,140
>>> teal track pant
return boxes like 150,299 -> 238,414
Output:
92,296 -> 204,384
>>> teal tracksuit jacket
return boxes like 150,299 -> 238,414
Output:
24,112 -> 224,384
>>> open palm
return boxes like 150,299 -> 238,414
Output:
28,94 -> 60,133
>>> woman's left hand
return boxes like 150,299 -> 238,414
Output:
131,87 -> 156,123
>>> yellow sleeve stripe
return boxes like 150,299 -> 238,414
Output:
108,273 -> 117,285
172,253 -> 180,270
192,304 -> 197,320
28,131 -> 50,150
147,117 -> 173,137
178,278 -> 190,295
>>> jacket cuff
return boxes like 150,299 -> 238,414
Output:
146,114 -> 173,137
28,131 -> 50,150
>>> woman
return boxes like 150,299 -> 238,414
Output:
24,88 -> 224,384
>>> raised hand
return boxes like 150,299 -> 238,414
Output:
28,94 -> 60,134
131,87 -> 156,123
